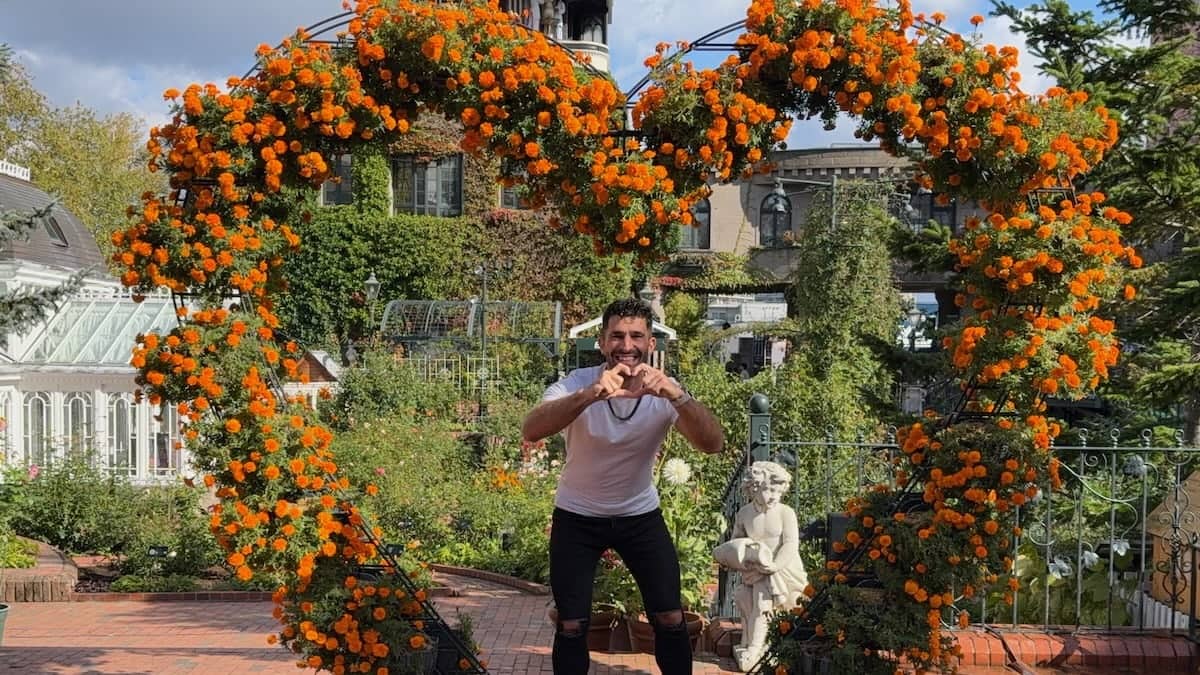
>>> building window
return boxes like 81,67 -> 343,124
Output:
152,404 -> 181,475
912,191 -> 956,230
500,185 -> 524,209
23,392 -> 51,467
322,153 -> 354,206
680,198 -> 711,250
43,216 -> 68,247
63,392 -> 94,454
393,154 -> 463,217
581,15 -> 604,42
107,394 -> 138,477
760,193 -> 790,247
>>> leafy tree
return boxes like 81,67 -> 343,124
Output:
0,45 -> 161,267
0,45 -> 82,334
994,0 -> 1200,440
786,180 -> 903,428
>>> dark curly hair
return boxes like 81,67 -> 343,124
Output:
601,297 -> 654,332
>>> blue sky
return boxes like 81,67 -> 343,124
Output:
0,0 -> 1094,148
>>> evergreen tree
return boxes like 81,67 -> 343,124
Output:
995,0 -> 1200,439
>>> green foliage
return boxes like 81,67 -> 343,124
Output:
788,181 -> 903,379
0,44 -> 163,267
320,348 -> 463,428
351,144 -> 393,216
2,454 -> 216,576
117,486 -> 219,578
662,292 -> 707,375
109,574 -> 199,593
995,0 -> 1200,438
0,535 -> 36,569
277,209 -> 477,347
6,455 -> 139,554
972,542 -> 1138,626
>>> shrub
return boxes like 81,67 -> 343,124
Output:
119,485 -> 219,577
8,454 -> 139,554
109,574 -> 198,593
0,534 -> 36,568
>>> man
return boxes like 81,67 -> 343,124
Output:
522,298 -> 724,674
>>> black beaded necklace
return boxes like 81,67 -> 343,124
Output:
606,397 -> 642,422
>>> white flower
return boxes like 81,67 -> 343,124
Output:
1112,539 -> 1130,557
663,458 -> 692,485
1048,557 -> 1072,579
1081,550 -> 1100,570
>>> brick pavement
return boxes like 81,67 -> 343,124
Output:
2,571 -> 1191,674
0,573 -> 739,674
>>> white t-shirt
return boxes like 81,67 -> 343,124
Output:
542,365 -> 680,517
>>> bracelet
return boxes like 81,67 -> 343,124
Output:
669,391 -> 693,408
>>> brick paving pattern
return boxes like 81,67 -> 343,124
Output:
1,571 -> 1195,673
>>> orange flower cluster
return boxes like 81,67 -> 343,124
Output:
111,0 -> 1141,671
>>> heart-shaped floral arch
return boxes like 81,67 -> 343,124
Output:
113,0 -> 1138,671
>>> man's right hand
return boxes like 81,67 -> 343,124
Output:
590,364 -> 644,400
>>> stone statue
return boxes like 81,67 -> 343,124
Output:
713,460 -> 808,672
554,0 -> 566,39
538,0 -> 557,37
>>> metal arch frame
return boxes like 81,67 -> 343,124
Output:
621,19 -> 749,121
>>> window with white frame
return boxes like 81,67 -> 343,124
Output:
63,392 -> 94,454
392,154 -> 463,217
107,395 -> 138,476
680,198 -> 711,250
23,392 -> 51,467
152,404 -> 182,475
322,153 -> 354,206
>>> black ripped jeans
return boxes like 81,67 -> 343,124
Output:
549,507 -> 692,674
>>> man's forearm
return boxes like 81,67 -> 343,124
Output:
521,387 -> 598,442
675,399 -> 725,454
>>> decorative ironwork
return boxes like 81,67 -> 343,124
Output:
727,404 -> 1200,653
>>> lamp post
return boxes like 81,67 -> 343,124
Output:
364,271 -> 381,337
475,265 -> 489,421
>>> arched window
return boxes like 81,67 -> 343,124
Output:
581,15 -> 604,43
107,394 -> 138,477
680,198 -> 711,250
63,392 -> 94,454
760,193 -> 791,247
23,392 -> 51,467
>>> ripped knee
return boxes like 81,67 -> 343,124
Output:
651,609 -> 686,633
556,617 -> 590,639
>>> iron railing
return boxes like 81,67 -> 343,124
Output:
717,396 -> 1200,643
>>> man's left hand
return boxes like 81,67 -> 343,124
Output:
628,363 -> 683,401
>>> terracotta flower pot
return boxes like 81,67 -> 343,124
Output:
627,611 -> 705,654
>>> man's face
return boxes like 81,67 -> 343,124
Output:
600,315 -> 655,369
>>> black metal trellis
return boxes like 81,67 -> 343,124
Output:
167,290 -> 486,674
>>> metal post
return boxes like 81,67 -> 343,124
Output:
748,393 -> 771,462
479,266 -> 488,421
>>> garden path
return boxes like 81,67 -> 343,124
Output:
0,570 -> 1174,673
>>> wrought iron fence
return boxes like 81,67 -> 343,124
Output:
718,396 -> 1200,642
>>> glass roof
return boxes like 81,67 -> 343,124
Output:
22,293 -> 177,365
